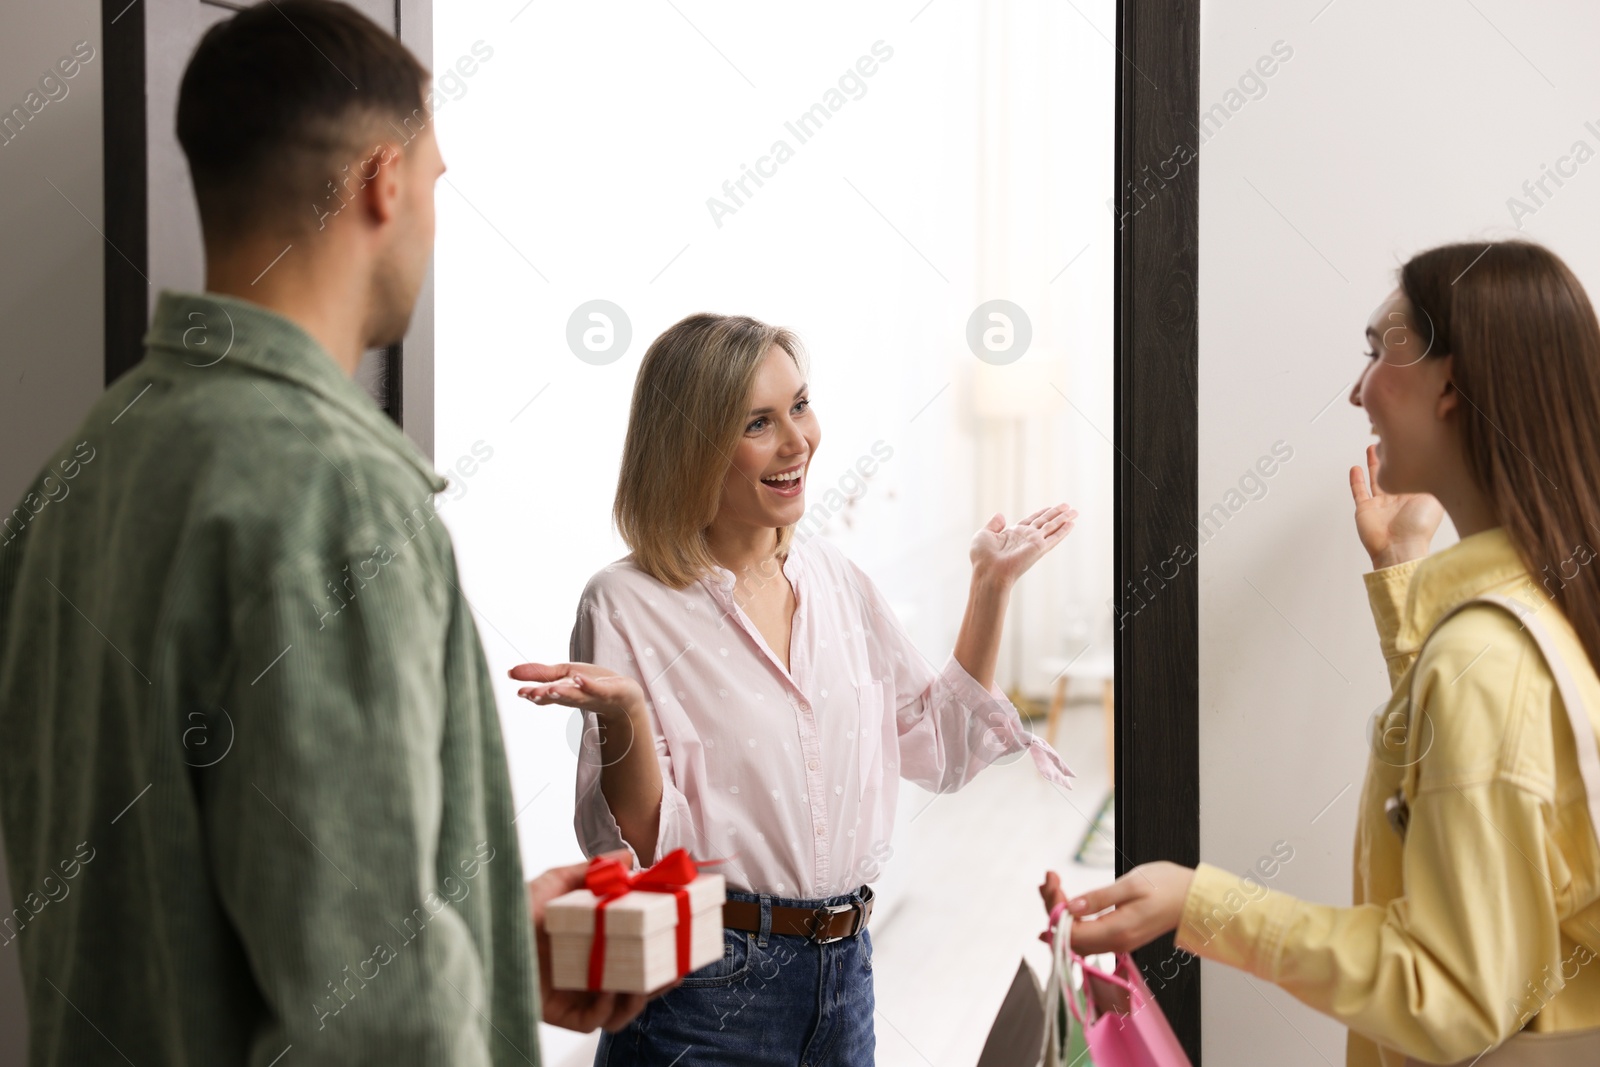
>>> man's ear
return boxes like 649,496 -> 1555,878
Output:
356,140 -> 407,227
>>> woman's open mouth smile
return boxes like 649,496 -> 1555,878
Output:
760,463 -> 805,498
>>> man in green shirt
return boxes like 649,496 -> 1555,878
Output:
0,3 -> 645,1063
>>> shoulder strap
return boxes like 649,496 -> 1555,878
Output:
1420,595 -> 1600,846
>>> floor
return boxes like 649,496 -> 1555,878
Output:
542,698 -> 1113,1067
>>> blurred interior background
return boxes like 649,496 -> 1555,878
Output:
429,1 -> 1116,1063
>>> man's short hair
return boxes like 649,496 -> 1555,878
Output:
176,0 -> 429,243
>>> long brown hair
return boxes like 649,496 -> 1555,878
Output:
1401,240 -> 1600,669
613,313 -> 808,589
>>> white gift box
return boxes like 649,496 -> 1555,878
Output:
546,871 -> 726,993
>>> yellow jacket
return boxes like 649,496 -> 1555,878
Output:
1176,525 -> 1600,1065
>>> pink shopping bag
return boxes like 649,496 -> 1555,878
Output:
1046,902 -> 1193,1067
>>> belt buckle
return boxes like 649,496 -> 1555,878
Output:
806,902 -> 856,944
806,886 -> 873,944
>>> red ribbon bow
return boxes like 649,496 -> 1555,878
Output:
583,848 -> 700,991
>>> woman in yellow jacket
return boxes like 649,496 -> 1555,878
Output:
1043,239 -> 1600,1066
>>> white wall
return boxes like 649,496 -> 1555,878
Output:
0,2 -> 103,1063
1198,1 -> 1600,1062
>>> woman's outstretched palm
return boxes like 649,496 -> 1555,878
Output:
970,503 -> 1078,584
1349,443 -> 1443,566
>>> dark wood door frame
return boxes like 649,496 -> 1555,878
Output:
102,0 -> 146,390
1114,0 -> 1202,1061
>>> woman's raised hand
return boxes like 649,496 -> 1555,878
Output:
509,661 -> 645,725
969,503 -> 1078,586
1348,443 -> 1443,569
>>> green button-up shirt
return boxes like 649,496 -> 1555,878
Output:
0,291 -> 540,1066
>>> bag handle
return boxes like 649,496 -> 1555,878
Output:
1045,903 -> 1089,1027
1044,903 -> 1137,989
1043,901 -> 1141,1028
1406,594 -> 1600,847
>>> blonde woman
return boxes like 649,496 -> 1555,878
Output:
1044,240 -> 1600,1065
512,313 -> 1076,1065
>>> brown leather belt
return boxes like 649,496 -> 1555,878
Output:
722,885 -> 874,944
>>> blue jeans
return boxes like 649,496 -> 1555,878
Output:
593,887 -> 876,1067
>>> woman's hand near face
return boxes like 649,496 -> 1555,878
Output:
1038,862 -> 1195,956
969,503 -> 1079,587
1349,443 -> 1443,569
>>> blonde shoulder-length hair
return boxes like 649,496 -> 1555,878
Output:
613,312 -> 809,589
